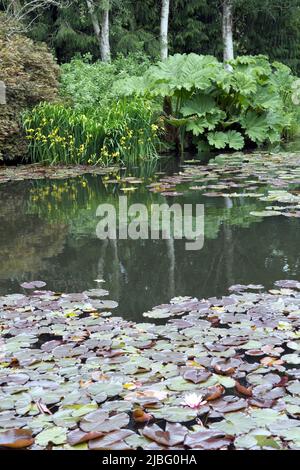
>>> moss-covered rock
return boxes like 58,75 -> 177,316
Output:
0,14 -> 59,162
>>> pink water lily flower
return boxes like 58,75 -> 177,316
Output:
182,393 -> 208,409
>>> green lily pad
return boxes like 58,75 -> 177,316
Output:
152,406 -> 198,423
35,426 -> 67,446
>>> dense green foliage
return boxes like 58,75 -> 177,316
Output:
234,0 -> 300,73
23,50 -> 161,166
0,13 -> 59,161
60,52 -> 152,108
2,1 -> 300,163
23,52 -> 300,163
171,0 -> 300,73
2,1 -> 300,73
23,97 -> 161,165
116,54 -> 300,153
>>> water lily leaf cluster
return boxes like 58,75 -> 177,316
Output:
149,152 -> 300,219
0,280 -> 299,450
0,164 -> 115,185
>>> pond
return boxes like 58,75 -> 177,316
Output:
0,152 -> 299,321
1,152 -> 300,451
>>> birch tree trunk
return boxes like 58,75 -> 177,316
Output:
100,3 -> 111,62
222,0 -> 234,69
160,0 -> 170,60
86,0 -> 102,57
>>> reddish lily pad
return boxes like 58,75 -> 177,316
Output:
0,429 -> 34,449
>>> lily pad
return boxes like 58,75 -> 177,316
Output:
0,428 -> 34,449
20,281 -> 47,289
152,406 -> 198,423
35,426 -> 67,446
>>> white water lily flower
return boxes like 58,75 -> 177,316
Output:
182,393 -> 207,409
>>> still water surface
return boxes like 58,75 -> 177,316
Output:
0,165 -> 299,321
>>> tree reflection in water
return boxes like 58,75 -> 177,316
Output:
0,175 -> 299,321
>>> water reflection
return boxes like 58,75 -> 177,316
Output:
0,173 -> 299,321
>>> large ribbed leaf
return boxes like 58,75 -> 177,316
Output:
186,118 -> 206,136
240,111 -> 269,143
185,111 -> 226,136
181,95 -> 216,117
207,130 -> 244,150
113,76 -> 146,96
205,110 -> 227,130
226,130 -> 245,150
252,85 -> 281,109
231,72 -> 257,96
207,132 -> 228,149
135,54 -> 223,96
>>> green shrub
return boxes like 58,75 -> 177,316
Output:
0,13 -> 59,162
23,97 -> 162,166
115,53 -> 300,153
60,52 -> 153,109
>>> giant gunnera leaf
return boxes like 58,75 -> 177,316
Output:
207,130 -> 244,150
181,95 -> 216,117
240,111 -> 269,143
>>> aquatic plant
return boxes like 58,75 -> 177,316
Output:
23,98 -> 162,166
0,281 -> 300,450
182,393 -> 207,410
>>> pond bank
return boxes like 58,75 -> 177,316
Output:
0,281 -> 299,450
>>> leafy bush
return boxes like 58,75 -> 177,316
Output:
23,98 -> 161,166
0,14 -> 59,161
23,52 -> 162,166
60,52 -> 153,109
115,53 -> 300,153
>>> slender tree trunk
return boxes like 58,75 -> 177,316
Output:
160,0 -> 170,60
222,0 -> 234,69
100,3 -> 111,62
86,0 -> 102,57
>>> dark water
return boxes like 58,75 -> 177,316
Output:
0,168 -> 299,321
